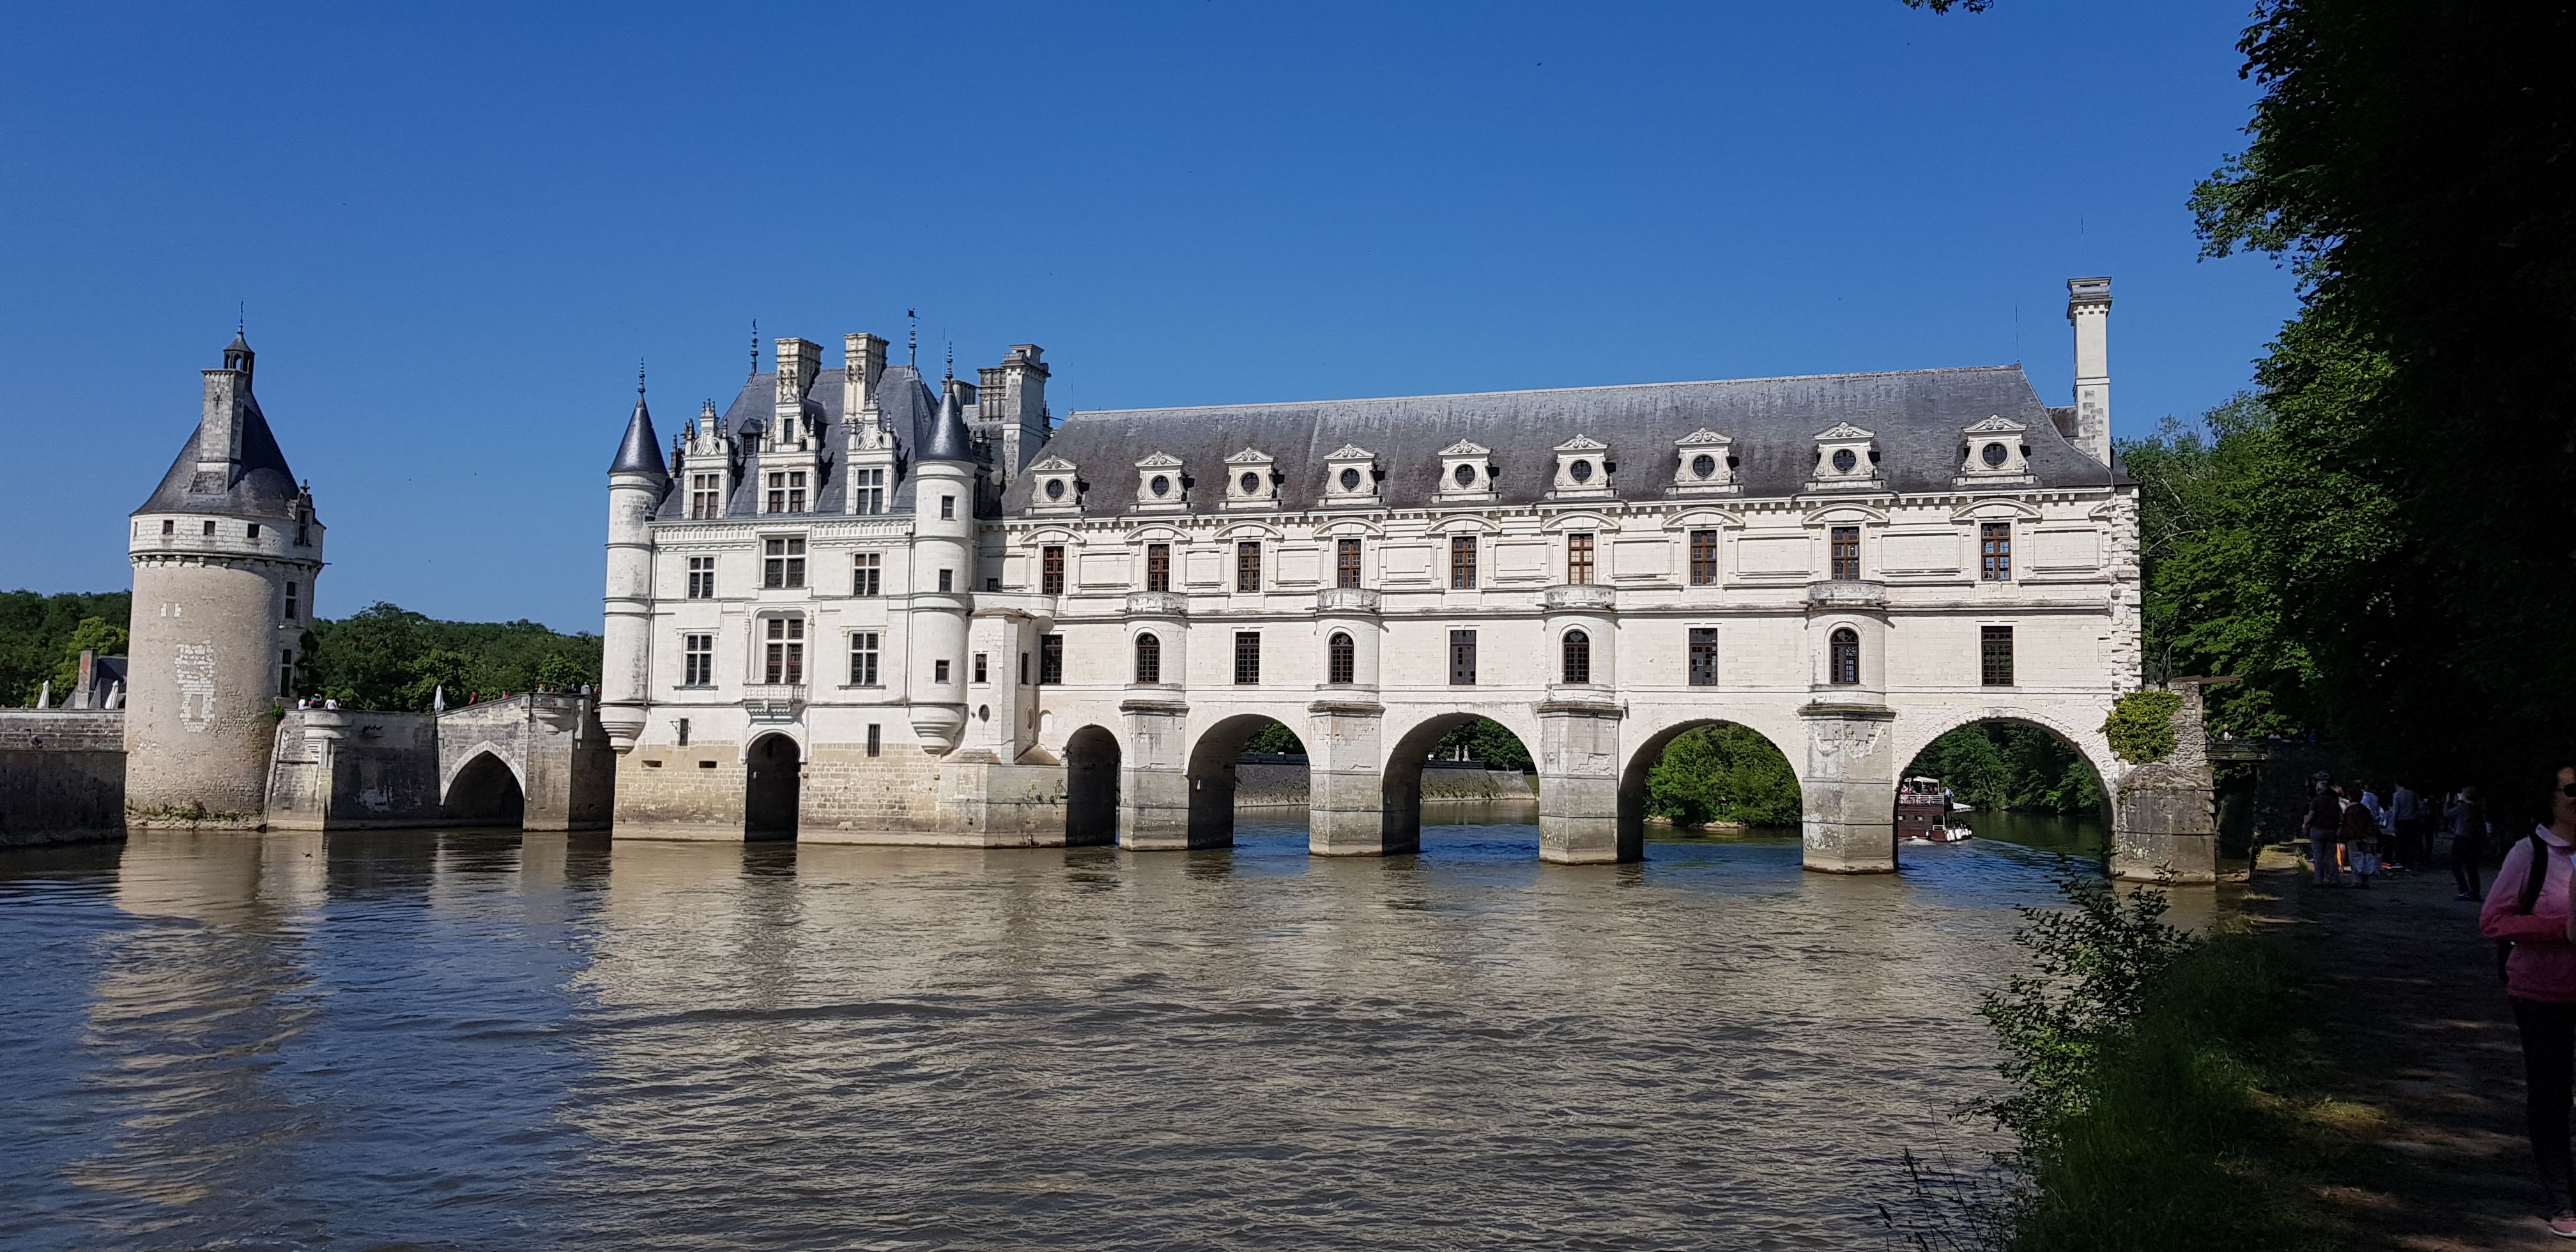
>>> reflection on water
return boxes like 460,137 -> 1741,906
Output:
1,812 -> 2117,1248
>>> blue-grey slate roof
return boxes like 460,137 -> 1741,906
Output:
133,391 -> 309,521
650,363 -> 958,521
608,392 -> 668,478
998,364 -> 2123,517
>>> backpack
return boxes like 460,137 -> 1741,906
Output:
2499,831 -> 2552,984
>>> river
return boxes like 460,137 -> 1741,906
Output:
1,806 -> 2129,1249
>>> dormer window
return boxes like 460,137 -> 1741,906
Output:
1549,435 -> 1613,501
1223,448 -> 1278,510
1956,415 -> 2034,485
1438,439 -> 1497,503
1133,452 -> 1187,513
1025,454 -> 1080,516
1807,423 -> 1883,492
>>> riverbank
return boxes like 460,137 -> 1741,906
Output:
1986,846 -> 2550,1250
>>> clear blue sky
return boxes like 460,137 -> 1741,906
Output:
2,2 -> 2294,632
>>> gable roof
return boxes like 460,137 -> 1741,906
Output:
1000,364 -> 2120,517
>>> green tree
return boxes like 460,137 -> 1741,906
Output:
1242,721 -> 1305,755
2189,0 -> 2576,805
1430,717 -> 1532,773
0,590 -> 132,705
296,602 -> 601,710
47,616 -> 130,693
1910,723 -> 2104,816
1644,724 -> 1800,827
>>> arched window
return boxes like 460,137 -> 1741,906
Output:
1561,629 -> 1591,685
1828,627 -> 1860,685
1327,632 -> 1356,685
1134,632 -> 1162,685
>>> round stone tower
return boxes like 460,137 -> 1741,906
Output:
905,380 -> 978,753
599,374 -> 667,752
126,332 -> 325,825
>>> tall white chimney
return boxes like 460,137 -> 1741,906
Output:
2066,277 -> 2112,466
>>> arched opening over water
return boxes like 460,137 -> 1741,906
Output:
744,732 -> 801,841
441,751 -> 526,828
1064,724 -> 1121,846
1381,714 -> 1537,855
1896,717 -> 2113,854
1184,714 -> 1308,848
1616,721 -> 1802,857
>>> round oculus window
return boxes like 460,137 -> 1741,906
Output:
1832,448 -> 1857,474
1690,453 -> 1717,478
1239,471 -> 1261,494
1453,463 -> 1477,487
976,705 -> 990,722
1570,459 -> 1593,484
1149,475 -> 1171,498
1981,441 -> 2009,468
1044,478 -> 1066,500
1339,467 -> 1361,490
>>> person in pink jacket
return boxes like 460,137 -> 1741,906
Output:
2480,763 -> 2576,1239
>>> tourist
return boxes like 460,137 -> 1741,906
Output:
2392,781 -> 2426,873
2307,780 -> 2345,886
2485,763 -> 2576,1237
2341,786 -> 2382,889
2451,787 -> 2487,901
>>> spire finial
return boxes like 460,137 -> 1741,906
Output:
750,319 -> 760,378
944,335 -> 953,383
907,309 -> 918,367
238,302 -> 245,335
638,358 -> 647,396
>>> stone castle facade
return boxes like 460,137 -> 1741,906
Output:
600,278 -> 2208,878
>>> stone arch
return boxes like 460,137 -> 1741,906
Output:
1064,723 -> 1121,846
441,749 -> 526,828
1615,717 -> 1804,857
439,738 -> 522,801
1889,704 -> 2122,828
1379,708 -> 1540,855
1184,711 -> 1308,848
744,731 -> 802,841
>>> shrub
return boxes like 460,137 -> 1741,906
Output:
2103,691 -> 2185,765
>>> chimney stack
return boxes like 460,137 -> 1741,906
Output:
195,366 -> 244,490
997,344 -> 1050,480
2066,277 -> 2112,466
772,337 -> 822,446
845,332 -> 887,420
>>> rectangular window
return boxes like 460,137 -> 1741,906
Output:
204,520 -> 216,536
934,659 -> 951,683
1146,544 -> 1170,593
284,582 -> 298,621
851,552 -> 880,597
1336,538 -> 1362,589
1689,627 -> 1719,687
247,523 -> 260,540
279,648 -> 295,697
940,494 -> 956,521
1830,526 -> 1860,581
687,556 -> 716,599
765,470 -> 808,515
854,467 -> 886,515
1689,530 -> 1719,585
1019,652 -> 1029,685
684,633 -> 714,685
867,724 -> 881,756
677,717 -> 690,747
1041,546 -> 1066,596
1449,630 -> 1478,685
973,653 -> 988,684
1450,535 -> 1478,589
1233,632 -> 1261,685
1038,634 -> 1064,685
689,473 -> 723,519
1236,541 -> 1261,593
937,569 -> 953,593
763,618 -> 804,684
848,632 -> 879,686
1567,533 -> 1595,585
1980,523 -> 2012,582
161,519 -> 174,535
1981,625 -> 2015,687
762,537 -> 806,588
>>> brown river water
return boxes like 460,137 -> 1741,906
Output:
0,805 -> 2146,1249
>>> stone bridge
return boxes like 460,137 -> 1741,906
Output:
266,693 -> 613,830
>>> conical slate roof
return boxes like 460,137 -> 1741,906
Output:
609,390 -> 667,478
918,380 -> 974,464
132,390 -> 305,521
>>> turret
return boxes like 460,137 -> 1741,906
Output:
601,370 -> 667,752
126,330 -> 325,825
906,381 -> 978,753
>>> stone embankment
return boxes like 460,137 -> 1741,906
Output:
0,710 -> 125,846
1232,754 -> 1536,808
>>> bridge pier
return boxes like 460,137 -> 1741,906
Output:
1536,693 -> 1630,864
1799,702 -> 1897,874
2110,681 -> 2220,884
1117,698 -> 1199,850
1309,698 -> 1393,856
